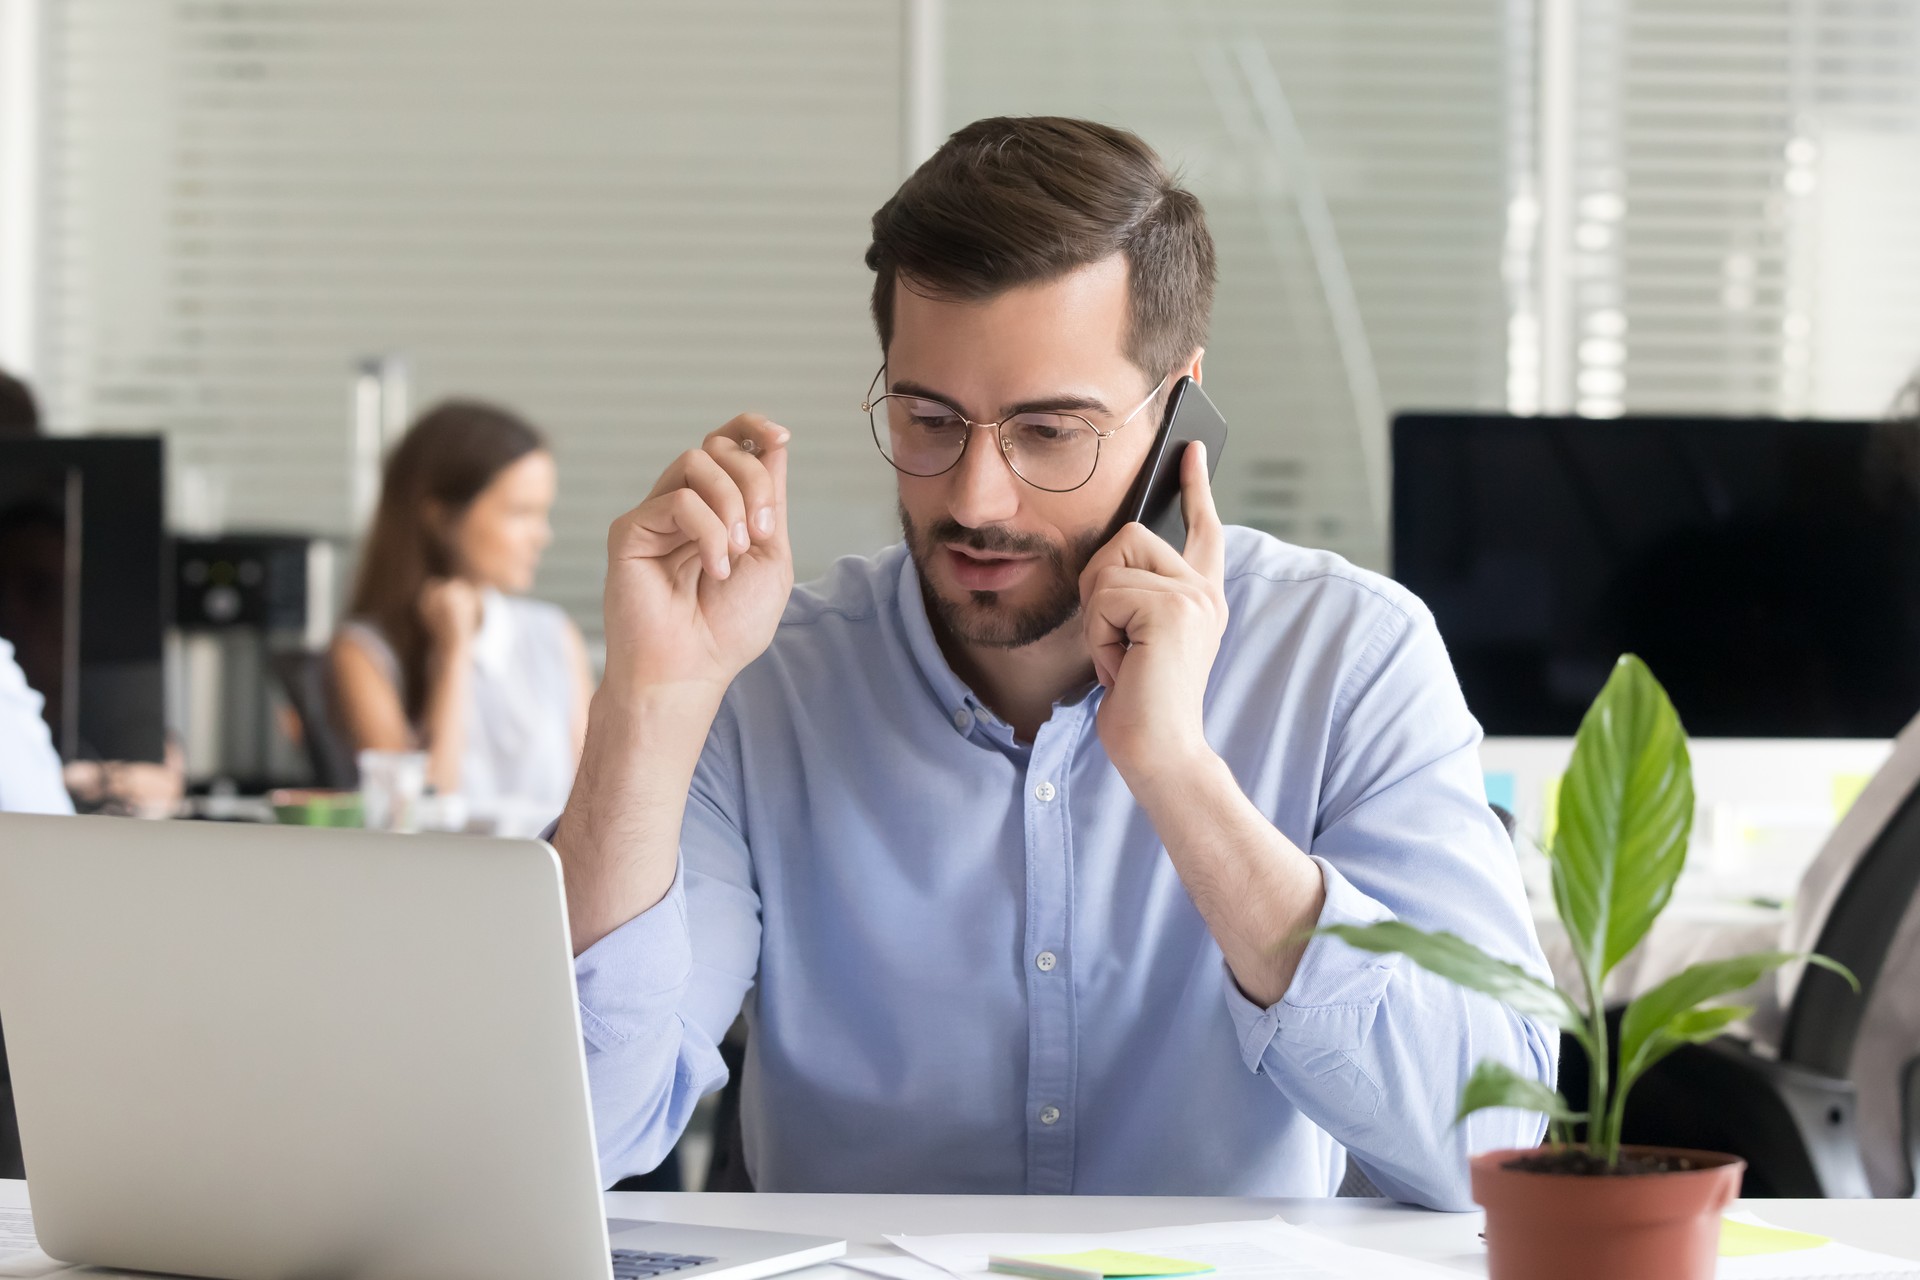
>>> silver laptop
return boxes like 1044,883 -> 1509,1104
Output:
0,812 -> 844,1280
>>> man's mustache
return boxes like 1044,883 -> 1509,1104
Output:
924,519 -> 1060,560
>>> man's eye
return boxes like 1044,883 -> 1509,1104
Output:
899,398 -> 963,429
1013,416 -> 1083,445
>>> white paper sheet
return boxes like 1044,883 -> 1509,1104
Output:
1717,1212 -> 1920,1279
885,1216 -> 1463,1280
838,1255 -> 964,1280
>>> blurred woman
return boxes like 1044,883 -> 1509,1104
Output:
331,400 -> 591,829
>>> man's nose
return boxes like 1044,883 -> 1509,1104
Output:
943,425 -> 1022,529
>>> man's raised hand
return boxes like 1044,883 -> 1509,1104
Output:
601,413 -> 794,700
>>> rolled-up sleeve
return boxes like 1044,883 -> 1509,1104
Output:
1224,602 -> 1559,1210
569,706 -> 762,1186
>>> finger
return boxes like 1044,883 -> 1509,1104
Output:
1083,564 -> 1205,634
618,488 -> 734,580
706,437 -> 778,545
1079,520 -> 1191,607
678,449 -> 752,553
1179,441 -> 1227,584
761,428 -> 791,556
1086,604 -> 1128,689
1084,581 -> 1169,689
708,412 -> 791,461
709,413 -> 792,555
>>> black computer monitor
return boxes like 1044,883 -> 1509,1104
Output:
1391,413 -> 1920,738
0,436 -> 168,761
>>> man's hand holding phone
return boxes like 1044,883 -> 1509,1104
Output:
1079,439 -> 1229,793
557,413 -> 793,955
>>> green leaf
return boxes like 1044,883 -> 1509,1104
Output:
1455,1058 -> 1586,1127
1619,1004 -> 1750,1097
1617,951 -> 1858,1094
1316,921 -> 1586,1032
1550,655 -> 1694,994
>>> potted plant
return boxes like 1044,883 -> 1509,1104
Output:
1321,654 -> 1855,1280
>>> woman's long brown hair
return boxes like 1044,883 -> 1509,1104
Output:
345,399 -> 547,722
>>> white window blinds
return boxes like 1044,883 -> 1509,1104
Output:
1541,0 -> 1920,419
36,0 -> 907,638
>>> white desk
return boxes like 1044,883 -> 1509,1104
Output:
4,1182 -> 1919,1276
596,1191 -> 1920,1276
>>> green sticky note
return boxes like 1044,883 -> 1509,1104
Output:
1015,1250 -> 1214,1277
1719,1218 -> 1831,1257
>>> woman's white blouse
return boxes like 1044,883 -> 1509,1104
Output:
340,590 -> 576,833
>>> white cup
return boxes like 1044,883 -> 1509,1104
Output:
358,749 -> 429,833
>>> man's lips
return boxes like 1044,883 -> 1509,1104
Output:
944,544 -> 1039,590
946,543 -> 1029,562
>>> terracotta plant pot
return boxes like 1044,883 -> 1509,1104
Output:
1471,1146 -> 1746,1280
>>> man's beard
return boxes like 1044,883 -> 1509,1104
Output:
901,503 -> 1108,649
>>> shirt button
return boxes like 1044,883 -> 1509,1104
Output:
1035,950 -> 1058,972
1033,781 -> 1056,803
1039,1105 -> 1061,1126
953,708 -> 973,732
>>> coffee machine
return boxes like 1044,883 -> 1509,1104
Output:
174,533 -> 342,791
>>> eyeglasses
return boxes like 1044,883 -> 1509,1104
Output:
862,366 -> 1171,494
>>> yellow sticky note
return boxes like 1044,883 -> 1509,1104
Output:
1542,774 -> 1561,849
1833,772 -> 1873,823
1719,1218 -> 1830,1257
1016,1250 -> 1213,1277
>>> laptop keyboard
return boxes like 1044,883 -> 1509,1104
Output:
612,1248 -> 719,1278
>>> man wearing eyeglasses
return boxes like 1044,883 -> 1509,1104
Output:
555,117 -> 1555,1209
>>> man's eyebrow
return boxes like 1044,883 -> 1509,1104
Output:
887,379 -> 1114,418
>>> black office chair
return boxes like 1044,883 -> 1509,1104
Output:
1559,741 -> 1920,1197
269,649 -> 358,789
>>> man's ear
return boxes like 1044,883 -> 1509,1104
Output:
1183,347 -> 1206,385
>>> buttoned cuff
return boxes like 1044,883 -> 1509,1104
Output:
1223,855 -> 1401,1073
573,860 -> 692,1052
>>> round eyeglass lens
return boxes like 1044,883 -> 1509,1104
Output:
999,413 -> 1101,491
872,395 -> 968,477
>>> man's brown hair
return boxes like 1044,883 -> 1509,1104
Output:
866,116 -> 1216,383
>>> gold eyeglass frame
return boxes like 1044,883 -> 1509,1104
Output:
862,364 -> 1171,494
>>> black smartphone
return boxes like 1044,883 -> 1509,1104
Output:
1116,376 -> 1229,553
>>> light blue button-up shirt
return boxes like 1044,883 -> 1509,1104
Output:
574,526 -> 1556,1209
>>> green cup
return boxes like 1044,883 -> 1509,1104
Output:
269,789 -> 364,828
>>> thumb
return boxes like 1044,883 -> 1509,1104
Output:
1180,441 -> 1226,585
764,430 -> 793,557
